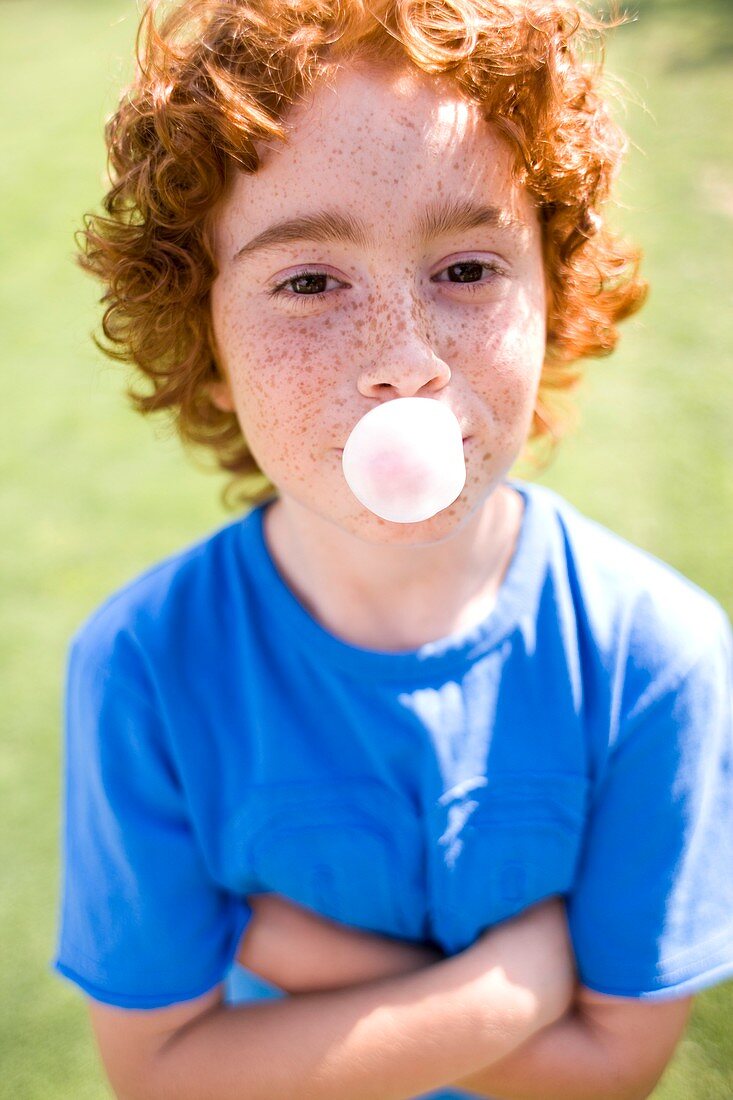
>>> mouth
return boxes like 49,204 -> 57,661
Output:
337,437 -> 471,453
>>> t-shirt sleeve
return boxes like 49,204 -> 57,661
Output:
567,605 -> 733,1001
52,627 -> 253,1009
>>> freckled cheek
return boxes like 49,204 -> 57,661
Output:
456,296 -> 545,382
230,313 -> 364,407
219,306 -> 321,386
449,295 -> 544,450
215,307 -> 349,467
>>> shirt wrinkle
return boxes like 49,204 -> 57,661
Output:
53,477 -> 733,1041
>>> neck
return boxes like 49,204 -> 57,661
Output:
262,483 -> 524,653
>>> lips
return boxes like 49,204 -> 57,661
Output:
337,437 -> 470,451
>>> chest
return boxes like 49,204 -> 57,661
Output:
191,654 -> 594,954
220,770 -> 590,953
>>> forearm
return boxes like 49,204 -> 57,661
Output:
239,898 -> 444,993
150,949 -> 538,1100
449,1006 -> 644,1100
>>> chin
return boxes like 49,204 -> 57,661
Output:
343,493 -> 478,545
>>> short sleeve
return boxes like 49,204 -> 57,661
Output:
568,607 -> 733,1001
52,630 -> 253,1009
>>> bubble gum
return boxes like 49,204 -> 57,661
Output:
341,398 -> 466,523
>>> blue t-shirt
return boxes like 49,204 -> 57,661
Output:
52,477 -> 733,1098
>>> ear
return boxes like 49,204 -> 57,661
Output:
207,378 -> 236,413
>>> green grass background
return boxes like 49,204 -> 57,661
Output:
0,0 -> 731,1095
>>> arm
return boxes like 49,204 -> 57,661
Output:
236,894 -> 692,1100
238,891 -> 445,992
152,947 -> 532,1100
91,897 -> 574,1100
447,985 -> 694,1100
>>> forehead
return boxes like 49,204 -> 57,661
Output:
279,62 -> 486,153
215,62 -> 536,253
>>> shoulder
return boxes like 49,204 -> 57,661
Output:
523,481 -> 730,699
68,512 -> 252,683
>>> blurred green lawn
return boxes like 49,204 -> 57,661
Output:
0,0 -> 731,1096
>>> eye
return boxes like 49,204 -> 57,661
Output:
433,259 -> 507,291
266,257 -> 507,311
267,269 -> 347,309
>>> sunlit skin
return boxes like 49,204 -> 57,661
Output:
209,60 -> 548,651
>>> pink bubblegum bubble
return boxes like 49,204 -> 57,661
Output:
341,398 -> 466,523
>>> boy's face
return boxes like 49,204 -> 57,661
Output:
210,61 -> 547,542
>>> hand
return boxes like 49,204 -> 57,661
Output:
464,895 -> 577,1033
237,892 -> 445,994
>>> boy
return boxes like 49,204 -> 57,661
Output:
53,0 -> 733,1097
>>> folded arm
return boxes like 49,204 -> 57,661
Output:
88,898 -> 565,1100
448,984 -> 694,1100
89,893 -> 690,1100
234,894 -> 693,1100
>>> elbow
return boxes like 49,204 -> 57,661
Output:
111,1065 -> 182,1100
95,1057 -> 160,1100
625,1070 -> 671,1100
620,1085 -> 661,1100
102,1044 -> 191,1100
609,1052 -> 674,1100
103,1066 -> 167,1100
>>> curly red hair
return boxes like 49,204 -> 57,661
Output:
79,0 -> 647,508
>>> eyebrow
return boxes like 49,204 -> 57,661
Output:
232,198 -> 528,262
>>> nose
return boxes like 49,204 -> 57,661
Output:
356,306 -> 451,400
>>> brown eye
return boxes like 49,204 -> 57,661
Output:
446,261 -> 484,282
283,272 -> 329,295
268,268 -> 347,307
434,259 -> 506,286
